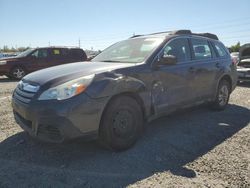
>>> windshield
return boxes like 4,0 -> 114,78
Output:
92,37 -> 164,63
16,48 -> 35,58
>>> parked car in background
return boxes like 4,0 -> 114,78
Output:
238,43 -> 250,68
230,52 -> 239,65
12,30 -> 237,151
0,52 -> 17,59
0,47 -> 87,79
237,43 -> 250,82
85,50 -> 101,61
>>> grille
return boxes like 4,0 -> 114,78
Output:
13,83 -> 37,104
37,125 -> 62,142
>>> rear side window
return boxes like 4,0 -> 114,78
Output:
163,38 -> 191,63
213,42 -> 228,57
70,49 -> 83,57
52,49 -> 62,56
61,48 -> 69,56
70,49 -> 87,60
191,38 -> 212,60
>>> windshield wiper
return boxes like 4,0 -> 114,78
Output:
101,60 -> 122,62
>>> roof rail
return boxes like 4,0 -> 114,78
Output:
48,46 -> 80,48
192,33 -> 219,40
130,35 -> 143,38
170,30 -> 218,40
169,30 -> 192,35
130,30 -> 219,40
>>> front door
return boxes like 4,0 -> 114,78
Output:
151,38 -> 194,114
29,48 -> 51,71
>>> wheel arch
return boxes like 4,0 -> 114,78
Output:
212,74 -> 233,101
219,74 -> 232,93
100,91 -> 147,130
9,65 -> 27,78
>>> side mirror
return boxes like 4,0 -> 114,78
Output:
157,55 -> 177,66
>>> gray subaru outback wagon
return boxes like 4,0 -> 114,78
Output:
12,30 -> 237,151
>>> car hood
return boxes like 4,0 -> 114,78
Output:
238,58 -> 250,68
23,61 -> 136,86
0,56 -> 23,61
237,66 -> 250,72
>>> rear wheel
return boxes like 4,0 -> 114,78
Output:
211,79 -> 231,111
99,96 -> 143,151
10,67 -> 26,80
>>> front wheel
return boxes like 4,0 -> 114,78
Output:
99,96 -> 143,151
10,67 -> 26,80
211,80 -> 231,111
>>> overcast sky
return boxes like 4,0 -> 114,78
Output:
1,0 -> 250,50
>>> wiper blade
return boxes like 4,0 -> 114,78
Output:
101,60 -> 122,62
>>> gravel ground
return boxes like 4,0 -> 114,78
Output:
0,76 -> 249,188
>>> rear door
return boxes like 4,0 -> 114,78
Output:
188,38 -> 218,100
211,40 -> 235,87
50,48 -> 71,67
151,37 -> 194,114
28,48 -> 51,71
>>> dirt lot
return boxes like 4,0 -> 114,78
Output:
0,76 -> 249,188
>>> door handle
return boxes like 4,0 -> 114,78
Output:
189,67 -> 195,73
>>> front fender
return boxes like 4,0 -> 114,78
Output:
86,72 -> 146,98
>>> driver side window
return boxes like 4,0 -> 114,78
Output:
31,49 -> 48,58
163,38 -> 191,63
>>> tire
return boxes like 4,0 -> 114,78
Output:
99,96 -> 143,151
211,79 -> 231,111
10,67 -> 26,80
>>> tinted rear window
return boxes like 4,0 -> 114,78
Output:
191,38 -> 212,60
70,49 -> 83,57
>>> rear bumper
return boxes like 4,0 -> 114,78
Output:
12,93 -> 108,143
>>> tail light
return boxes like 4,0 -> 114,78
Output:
231,57 -> 238,66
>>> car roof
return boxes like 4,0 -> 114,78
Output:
36,46 -> 82,50
131,30 -> 219,41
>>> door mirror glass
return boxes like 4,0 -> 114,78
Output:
157,55 -> 177,65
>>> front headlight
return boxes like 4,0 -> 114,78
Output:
38,74 -> 94,100
0,60 -> 7,65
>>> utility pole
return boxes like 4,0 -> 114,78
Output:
78,38 -> 81,48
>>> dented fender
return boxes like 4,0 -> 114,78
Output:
86,72 -> 147,98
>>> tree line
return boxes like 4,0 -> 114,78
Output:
0,46 -> 30,53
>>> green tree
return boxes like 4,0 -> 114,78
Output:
3,45 -> 10,52
230,42 -> 240,52
11,47 -> 17,52
18,47 -> 30,52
